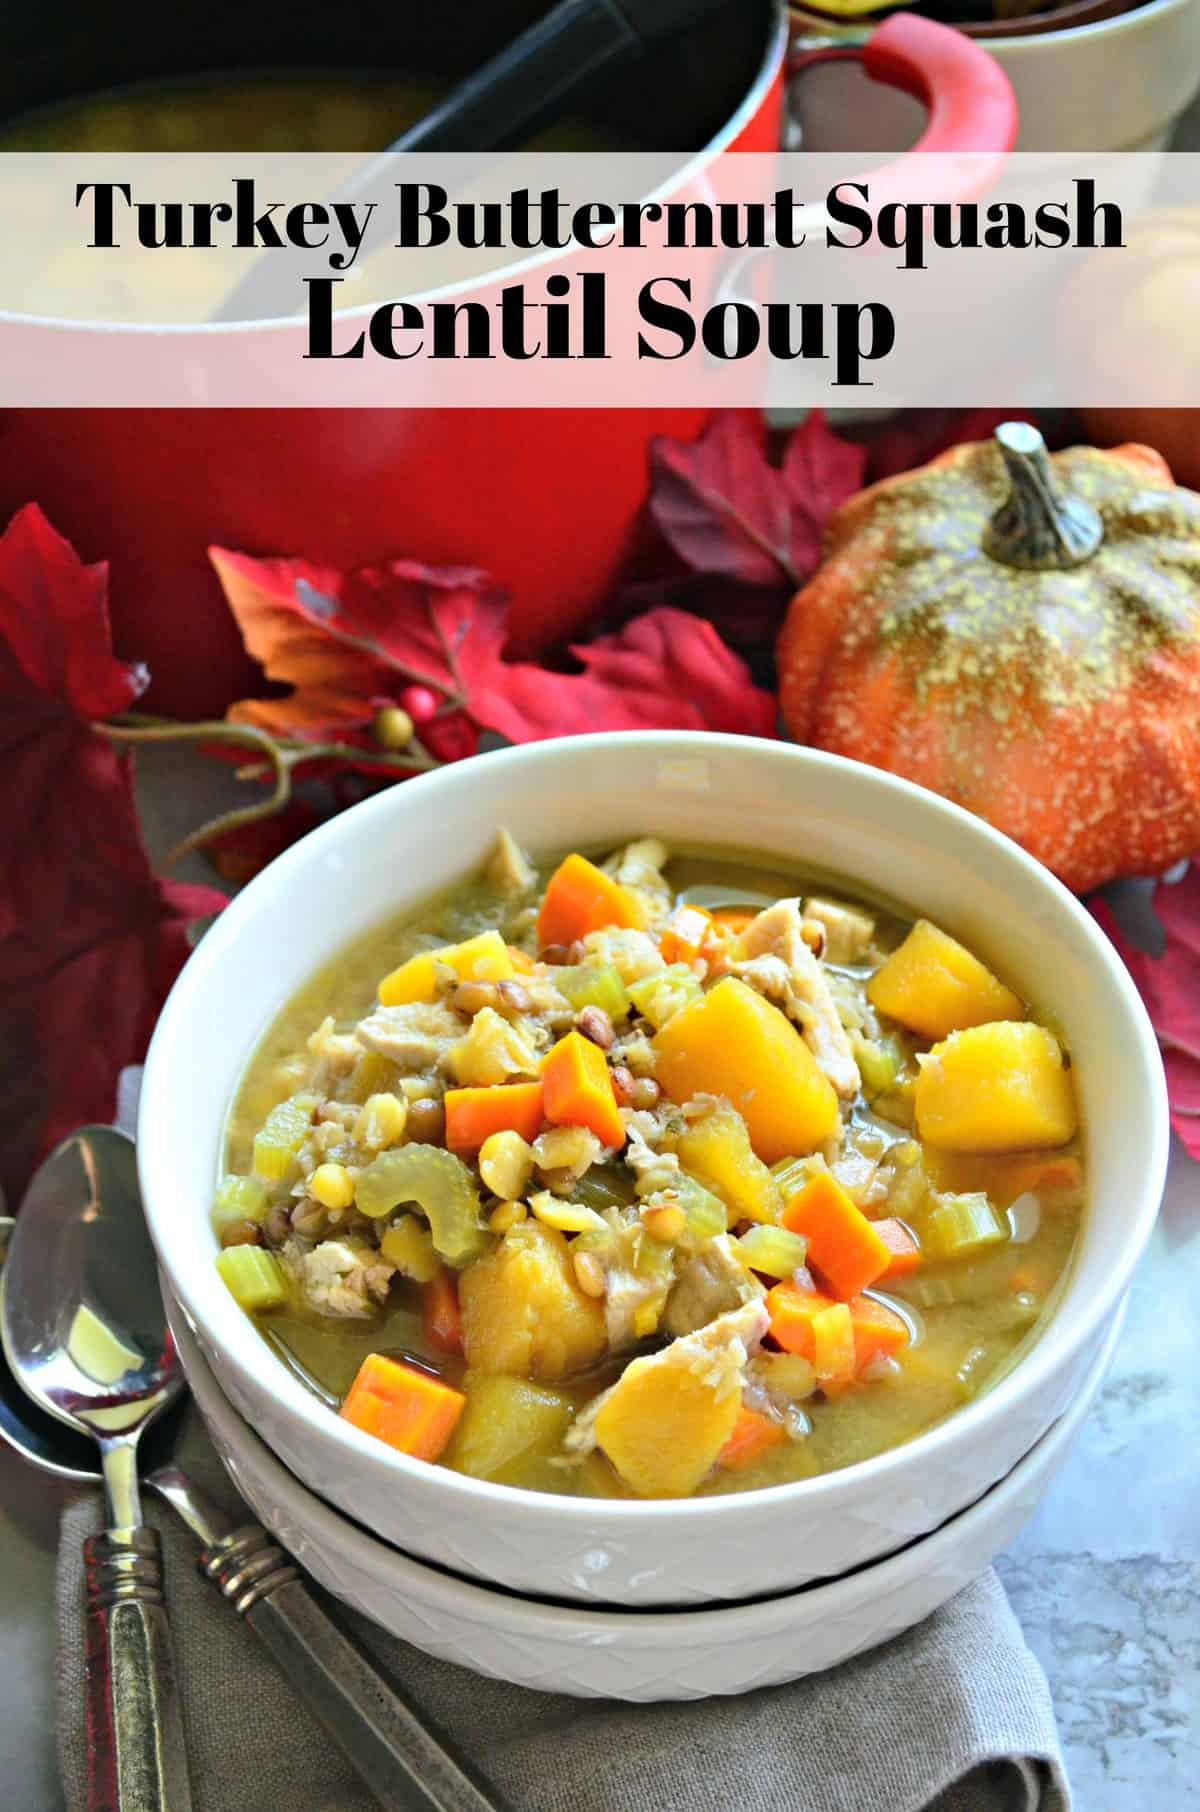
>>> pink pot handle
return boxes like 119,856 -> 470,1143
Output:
789,14 -> 1018,212
862,13 -> 1018,156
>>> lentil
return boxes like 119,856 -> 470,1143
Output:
576,1005 -> 614,1049
406,1097 -> 446,1145
219,1217 -> 263,1249
452,980 -> 499,1017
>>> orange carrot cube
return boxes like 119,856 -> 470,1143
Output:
848,1294 -> 910,1369
660,903 -> 714,966
719,1407 -> 788,1472
782,1173 -> 891,1300
542,1030 -> 625,1149
872,1217 -> 922,1278
339,1354 -> 464,1462
765,1279 -> 837,1360
709,906 -> 757,938
422,1271 -> 463,1356
444,1082 -> 544,1152
536,853 -> 646,949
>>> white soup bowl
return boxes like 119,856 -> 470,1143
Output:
140,733 -> 1167,1605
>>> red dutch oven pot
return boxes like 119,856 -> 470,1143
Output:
0,1 -> 1014,716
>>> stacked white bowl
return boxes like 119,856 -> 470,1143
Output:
141,736 -> 1168,1695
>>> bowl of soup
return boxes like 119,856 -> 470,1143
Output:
139,733 -> 1168,1604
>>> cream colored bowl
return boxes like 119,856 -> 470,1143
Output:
792,0 -> 1200,151
169,1282 -> 1122,1700
140,734 -> 1168,1606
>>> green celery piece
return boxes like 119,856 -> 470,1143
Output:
213,1174 -> 269,1230
736,1224 -> 809,1279
857,1037 -> 901,1100
554,963 -> 630,1021
770,1155 -> 821,1205
922,1192 -> 1008,1262
572,1163 -> 636,1213
355,1143 -> 486,1266
631,1229 -> 676,1284
344,1049 -> 401,1104
216,1245 -> 288,1311
252,1093 -> 318,1181
627,965 -> 703,1031
673,1171 -> 728,1241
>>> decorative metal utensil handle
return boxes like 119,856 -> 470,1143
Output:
83,1528 -> 194,1812
201,1523 -> 505,1812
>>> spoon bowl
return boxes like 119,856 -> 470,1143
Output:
1,1126 -> 184,1525
0,1271 -> 184,1484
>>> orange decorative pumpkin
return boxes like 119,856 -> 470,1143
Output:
777,423 -> 1200,893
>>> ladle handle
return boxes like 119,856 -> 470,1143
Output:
200,1522 -> 506,1812
83,1528 -> 194,1812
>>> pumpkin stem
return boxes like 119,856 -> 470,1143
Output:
983,422 -> 1103,571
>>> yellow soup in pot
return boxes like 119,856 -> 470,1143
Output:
217,832 -> 1084,1500
0,72 -> 620,320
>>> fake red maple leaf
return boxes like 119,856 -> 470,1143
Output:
210,549 -> 776,745
465,608 -> 777,740
1092,872 -> 1200,1160
0,505 -> 226,1203
647,410 -> 867,590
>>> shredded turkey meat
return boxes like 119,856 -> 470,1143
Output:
290,1237 -> 395,1318
734,898 -> 861,1099
354,1000 -> 462,1073
486,828 -> 536,898
803,896 -> 877,966
581,926 -> 665,985
608,837 -> 673,921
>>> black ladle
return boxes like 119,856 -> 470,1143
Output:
213,0 -> 730,322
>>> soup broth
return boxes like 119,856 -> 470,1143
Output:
218,835 -> 1084,1500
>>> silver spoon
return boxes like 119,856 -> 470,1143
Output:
2,1128 -> 192,1812
0,1136 -> 505,1812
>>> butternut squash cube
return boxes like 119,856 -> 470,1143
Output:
915,1021 -> 1078,1153
459,1219 -> 606,1381
653,978 -> 839,1164
676,1102 -> 782,1226
378,930 -> 513,1007
867,920 -> 1023,1041
593,1352 -> 741,1498
445,1373 -> 574,1481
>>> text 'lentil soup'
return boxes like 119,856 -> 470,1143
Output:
216,834 -> 1083,1500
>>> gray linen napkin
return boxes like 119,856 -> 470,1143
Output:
55,1409 -> 1070,1812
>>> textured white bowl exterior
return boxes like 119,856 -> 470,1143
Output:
170,1288 -> 1122,1701
141,735 -> 1168,1605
